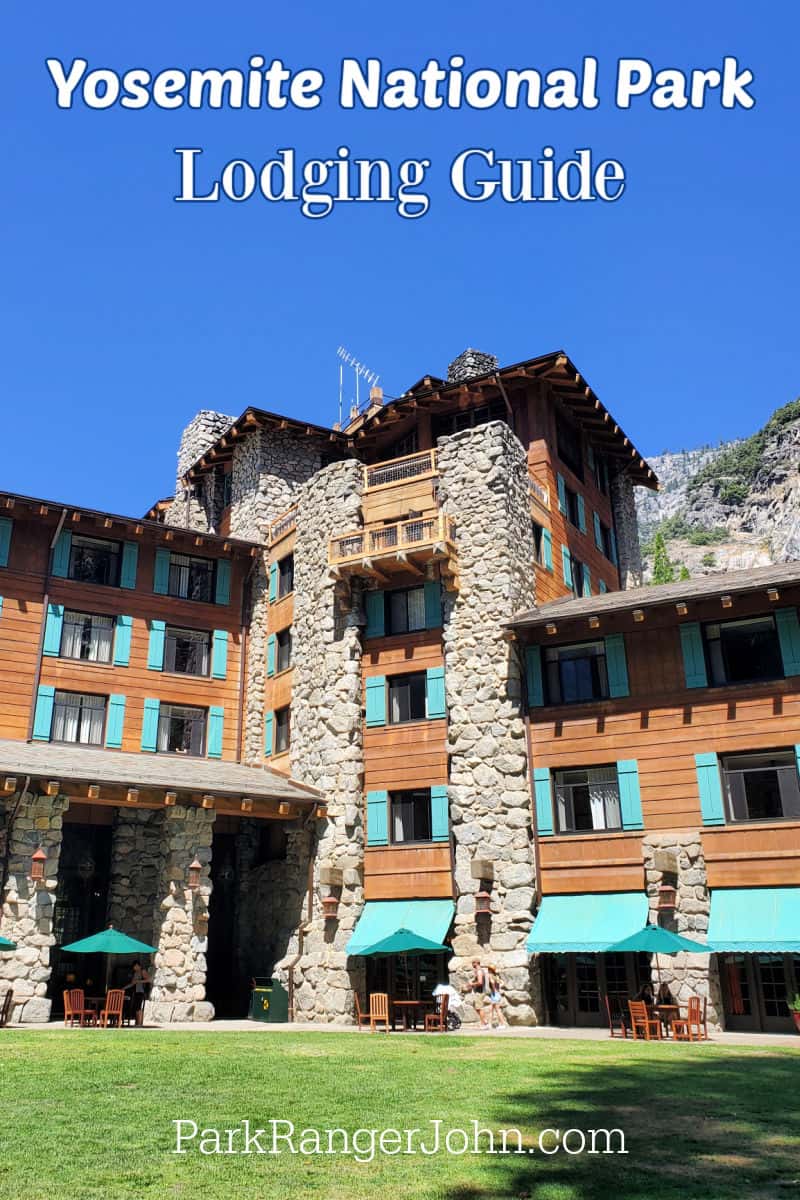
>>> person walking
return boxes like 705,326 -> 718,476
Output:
468,959 -> 490,1028
126,960 -> 151,1027
486,964 -> 507,1028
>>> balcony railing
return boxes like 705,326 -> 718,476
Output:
269,506 -> 297,543
364,449 -> 437,490
329,512 -> 456,566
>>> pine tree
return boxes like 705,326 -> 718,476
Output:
651,531 -> 676,585
679,565 -> 690,581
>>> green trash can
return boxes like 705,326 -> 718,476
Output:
249,976 -> 289,1023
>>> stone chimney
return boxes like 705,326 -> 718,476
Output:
175,410 -> 235,492
447,348 -> 499,385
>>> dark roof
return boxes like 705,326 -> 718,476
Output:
509,561 -> 800,631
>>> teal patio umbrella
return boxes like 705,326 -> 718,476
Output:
360,930 -> 451,957
607,924 -> 708,987
61,926 -> 157,992
0,935 -> 16,951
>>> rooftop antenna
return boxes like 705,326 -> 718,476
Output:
337,346 -> 380,425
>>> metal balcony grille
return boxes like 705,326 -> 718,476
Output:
364,450 -> 436,490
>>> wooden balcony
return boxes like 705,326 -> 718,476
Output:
269,506 -> 297,544
328,512 -> 457,585
361,450 -> 439,526
363,449 -> 437,491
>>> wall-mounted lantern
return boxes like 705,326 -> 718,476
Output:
188,858 -> 202,891
474,890 -> 492,917
30,846 -> 47,882
322,895 -> 339,921
657,882 -> 678,912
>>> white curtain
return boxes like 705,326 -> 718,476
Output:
588,768 -> 621,829
53,692 -> 103,744
392,799 -> 415,843
62,613 -> 112,662
89,616 -> 113,662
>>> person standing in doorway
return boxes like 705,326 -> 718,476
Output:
126,960 -> 151,1027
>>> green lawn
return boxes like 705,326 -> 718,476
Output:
0,1031 -> 798,1200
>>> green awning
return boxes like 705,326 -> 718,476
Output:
708,887 -> 800,953
526,892 -> 648,954
0,936 -> 16,951
346,900 -> 455,957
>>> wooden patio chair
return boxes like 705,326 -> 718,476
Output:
628,1000 -> 661,1040
424,992 -> 449,1033
604,995 -> 628,1038
369,992 -> 390,1032
672,996 -> 708,1042
0,989 -> 13,1028
63,988 -> 94,1028
99,989 -> 126,1029
354,993 -> 371,1031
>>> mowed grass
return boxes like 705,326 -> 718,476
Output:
0,1031 -> 798,1200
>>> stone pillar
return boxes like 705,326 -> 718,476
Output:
106,809 -> 163,946
610,468 -> 644,589
437,422 -> 539,1025
168,410 -> 235,531
0,791 -> 68,1023
273,458 -> 366,1022
147,805 -> 215,1023
642,833 -> 723,1029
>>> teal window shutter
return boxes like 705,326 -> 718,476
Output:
153,548 -> 170,595
0,597 -> 3,619
425,667 -> 446,719
576,493 -> 586,533
365,675 -> 386,727
424,580 -> 442,629
679,622 -> 708,688
695,752 -> 725,825
365,590 -> 385,638
583,567 -> 592,597
207,706 -> 224,758
264,710 -> 274,756
215,560 -> 231,606
541,528 -> 553,571
268,563 -> 278,604
141,698 -> 160,752
533,767 -> 554,836
51,530 -> 72,578
561,546 -> 573,590
147,620 -> 166,671
593,511 -> 603,552
617,760 -> 644,830
32,685 -> 55,741
0,518 -> 12,568
775,607 -> 800,676
556,473 -> 567,515
609,528 -> 618,567
211,630 -> 229,680
113,615 -> 133,667
430,785 -> 449,841
526,645 -> 544,707
267,633 -> 276,677
366,790 -> 389,846
105,694 -> 126,749
120,542 -> 138,589
605,633 -> 630,698
42,603 -> 64,657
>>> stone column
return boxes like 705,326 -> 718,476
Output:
610,468 -> 644,589
147,805 -> 215,1023
437,422 -> 539,1025
0,790 -> 68,1023
273,459 -> 366,1022
168,410 -> 235,531
106,809 -> 163,946
642,832 -> 723,1028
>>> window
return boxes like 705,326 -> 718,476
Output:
168,553 -> 215,602
545,640 -> 609,704
597,518 -> 614,560
60,611 -> 114,663
278,553 -> 294,599
388,672 -> 427,723
432,398 -> 508,441
704,616 -> 783,686
51,691 -> 105,745
571,558 -> 588,599
564,484 -> 582,529
164,627 -> 210,676
68,536 -> 121,587
556,414 -> 583,481
157,704 -> 206,756
390,789 -> 432,844
593,452 -> 610,496
275,706 -> 291,754
533,522 -> 544,566
390,429 -> 419,458
723,751 -> 800,822
276,627 -> 292,673
555,767 -> 622,832
386,586 -> 426,635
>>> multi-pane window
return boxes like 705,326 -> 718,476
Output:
168,553 -> 215,603
532,522 -> 544,566
431,399 -> 507,441
157,704 -> 206,756
68,536 -> 121,587
278,554 -> 294,599
164,627 -> 211,676
390,789 -> 432,844
554,767 -> 622,833
722,751 -> 800,822
51,691 -> 106,745
564,485 -> 582,529
704,616 -> 783,686
388,672 -> 427,724
386,586 -> 426,635
593,452 -> 610,495
597,518 -> 614,560
60,611 -> 114,663
571,558 -> 589,599
275,706 -> 291,754
276,627 -> 292,673
390,429 -> 419,458
556,414 -> 583,481
545,640 -> 609,704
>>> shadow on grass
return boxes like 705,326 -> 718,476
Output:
446,1049 -> 799,1200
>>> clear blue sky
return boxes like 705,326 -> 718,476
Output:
1,1 -> 798,514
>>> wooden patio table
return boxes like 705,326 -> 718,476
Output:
652,1004 -> 681,1037
391,1000 -> 435,1031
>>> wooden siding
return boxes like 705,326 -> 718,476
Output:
363,720 -> 448,791
361,476 -> 438,526
0,572 -> 46,739
363,629 -> 443,674
538,831 -> 645,895
703,823 -> 800,888
364,844 -> 453,900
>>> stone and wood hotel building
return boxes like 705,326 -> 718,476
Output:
1,347 -> 797,1030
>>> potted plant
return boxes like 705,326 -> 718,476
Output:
789,994 -> 800,1034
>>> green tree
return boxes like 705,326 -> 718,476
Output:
679,565 -> 691,581
701,551 -> 717,567
651,531 -> 675,585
